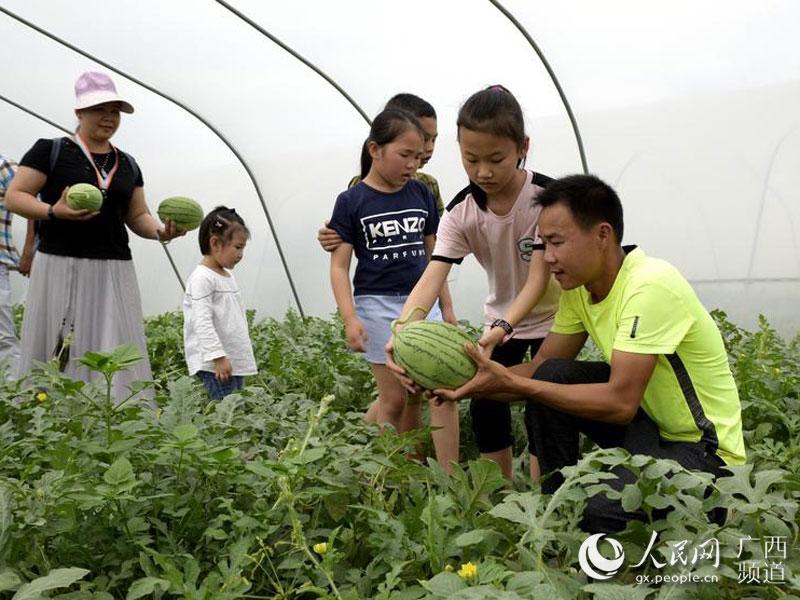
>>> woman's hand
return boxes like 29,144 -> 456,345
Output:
384,332 -> 423,394
156,219 -> 187,243
344,317 -> 367,352
477,326 -> 506,358
53,187 -> 98,221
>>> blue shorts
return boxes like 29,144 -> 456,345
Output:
354,295 -> 443,364
197,371 -> 244,400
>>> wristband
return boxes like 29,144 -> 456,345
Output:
47,204 -> 56,221
490,318 -> 514,343
490,318 -> 514,336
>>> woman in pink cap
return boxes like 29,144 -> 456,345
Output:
6,71 -> 183,398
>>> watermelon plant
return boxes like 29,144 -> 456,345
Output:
0,308 -> 796,599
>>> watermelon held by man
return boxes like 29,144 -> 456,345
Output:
391,315 -> 478,390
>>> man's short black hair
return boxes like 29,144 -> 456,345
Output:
536,174 -> 624,242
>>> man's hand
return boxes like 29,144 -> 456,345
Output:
214,356 -> 233,383
318,221 -> 343,252
433,342 -> 516,403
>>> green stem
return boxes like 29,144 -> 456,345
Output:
105,373 -> 113,447
176,447 -> 185,485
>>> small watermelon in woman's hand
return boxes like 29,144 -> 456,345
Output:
66,183 -> 104,211
391,318 -> 477,390
157,197 -> 204,231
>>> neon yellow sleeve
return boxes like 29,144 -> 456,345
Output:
613,283 -> 695,354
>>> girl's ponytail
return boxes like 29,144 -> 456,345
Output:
359,139 -> 372,180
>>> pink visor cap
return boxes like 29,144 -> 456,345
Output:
74,71 -> 134,114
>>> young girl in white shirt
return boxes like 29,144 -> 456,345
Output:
183,206 -> 256,400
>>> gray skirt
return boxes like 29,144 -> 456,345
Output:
17,252 -> 153,401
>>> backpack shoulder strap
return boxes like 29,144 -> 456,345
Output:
49,137 -> 65,173
121,152 -> 141,183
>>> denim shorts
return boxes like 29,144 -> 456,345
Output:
354,295 -> 443,364
197,371 -> 244,400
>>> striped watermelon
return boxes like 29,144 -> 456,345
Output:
392,318 -> 477,390
157,197 -> 204,231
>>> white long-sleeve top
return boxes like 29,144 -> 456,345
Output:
183,264 -> 257,376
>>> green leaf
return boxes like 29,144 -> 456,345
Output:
643,461 -> 672,479
110,344 -> 144,368
455,529 -> 494,547
0,485 -> 12,559
0,570 -> 22,593
422,572 -> 467,597
12,568 -> 90,600
172,423 -> 198,442
621,484 -> 643,512
506,571 -> 545,595
489,492 -> 542,527
203,528 -> 228,540
103,457 -> 134,486
582,582 -> 653,600
126,577 -> 170,600
299,446 -> 326,463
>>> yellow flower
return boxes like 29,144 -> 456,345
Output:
458,562 -> 477,580
773,367 -> 781,377
35,392 -> 47,402
444,564 -> 454,572
313,542 -> 329,555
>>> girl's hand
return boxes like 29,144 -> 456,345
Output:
214,356 -> 233,383
18,249 -> 34,277
344,317 -> 367,352
385,333 -> 423,394
157,219 -> 187,242
53,187 -> 98,221
478,326 -> 506,358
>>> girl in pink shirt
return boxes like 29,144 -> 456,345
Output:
388,86 -> 560,479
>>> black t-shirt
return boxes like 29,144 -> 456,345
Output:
328,179 -> 439,296
20,137 -> 145,260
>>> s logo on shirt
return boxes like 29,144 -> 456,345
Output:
518,237 -> 536,262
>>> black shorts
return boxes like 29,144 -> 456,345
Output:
469,337 -> 543,454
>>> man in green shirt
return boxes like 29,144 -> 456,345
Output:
435,174 -> 745,533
